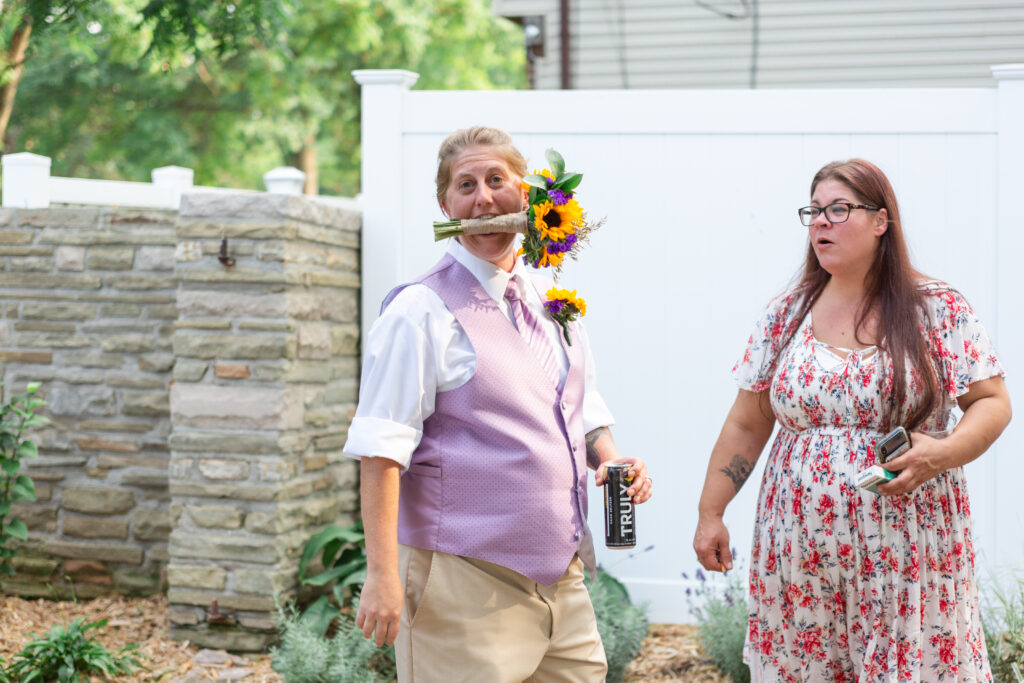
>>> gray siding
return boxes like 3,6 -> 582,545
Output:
493,0 -> 1024,88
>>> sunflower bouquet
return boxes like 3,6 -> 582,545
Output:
432,148 -> 601,276
432,148 -> 596,344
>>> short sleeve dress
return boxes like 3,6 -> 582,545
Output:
733,282 -> 1004,683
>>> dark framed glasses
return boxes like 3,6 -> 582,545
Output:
798,202 -> 880,226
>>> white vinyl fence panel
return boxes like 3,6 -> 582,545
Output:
356,66 -> 1024,623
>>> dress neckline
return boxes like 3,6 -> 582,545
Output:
805,315 -> 879,362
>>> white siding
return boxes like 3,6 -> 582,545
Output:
493,0 -> 1024,88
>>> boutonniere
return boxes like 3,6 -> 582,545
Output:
544,287 -> 586,345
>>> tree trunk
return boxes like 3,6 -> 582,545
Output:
0,16 -> 33,150
294,133 -> 318,195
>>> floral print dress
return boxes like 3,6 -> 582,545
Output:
733,283 -> 1004,682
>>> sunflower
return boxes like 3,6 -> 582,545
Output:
533,199 -> 582,242
521,168 -> 557,191
546,288 -> 587,316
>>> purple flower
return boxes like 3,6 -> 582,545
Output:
544,299 -> 566,315
547,188 -> 570,205
696,568 -> 707,582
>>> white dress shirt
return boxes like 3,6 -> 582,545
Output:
343,239 -> 615,469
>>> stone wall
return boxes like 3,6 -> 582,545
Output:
1,205 -> 178,596
167,194 -> 361,650
0,193 -> 361,650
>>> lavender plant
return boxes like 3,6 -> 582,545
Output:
586,566 -> 649,683
684,554 -> 750,683
983,570 -> 1024,683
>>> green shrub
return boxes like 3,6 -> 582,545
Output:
983,570 -> 1024,683
270,601 -> 396,683
0,382 -> 49,576
3,617 -> 143,682
586,568 -> 649,683
685,565 -> 750,683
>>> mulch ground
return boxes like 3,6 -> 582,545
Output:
0,595 -> 731,682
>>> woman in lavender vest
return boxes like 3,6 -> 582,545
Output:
343,126 -> 653,682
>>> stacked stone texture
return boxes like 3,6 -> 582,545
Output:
0,205 -> 178,597
168,193 -> 360,650
0,194 -> 361,651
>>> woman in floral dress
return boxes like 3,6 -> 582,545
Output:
693,159 -> 1011,682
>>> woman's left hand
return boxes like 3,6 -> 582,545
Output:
595,457 -> 653,504
875,431 -> 948,496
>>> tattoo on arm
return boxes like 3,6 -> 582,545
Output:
585,427 -> 608,470
720,454 -> 754,493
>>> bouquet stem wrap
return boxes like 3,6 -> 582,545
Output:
433,212 -> 529,241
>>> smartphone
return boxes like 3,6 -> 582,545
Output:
876,426 -> 912,463
856,427 -> 912,493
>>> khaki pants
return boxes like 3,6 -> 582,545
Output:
395,545 -> 607,683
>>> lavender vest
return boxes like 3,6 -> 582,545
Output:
382,254 -> 592,585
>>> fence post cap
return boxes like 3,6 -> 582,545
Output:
2,152 -> 52,168
151,166 -> 195,186
263,166 -> 306,195
352,69 -> 420,88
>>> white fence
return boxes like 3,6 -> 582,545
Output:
1,153 -> 311,208
356,65 -> 1024,623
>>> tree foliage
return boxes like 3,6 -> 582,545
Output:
5,0 -> 526,195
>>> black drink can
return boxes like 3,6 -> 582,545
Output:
603,463 -> 637,548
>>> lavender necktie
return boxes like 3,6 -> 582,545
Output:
505,277 -> 561,387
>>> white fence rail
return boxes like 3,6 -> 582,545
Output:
1,152 -> 309,209
356,65 -> 1024,623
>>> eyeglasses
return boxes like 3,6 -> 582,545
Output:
797,202 -> 880,226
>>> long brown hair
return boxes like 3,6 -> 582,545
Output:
784,159 -> 942,431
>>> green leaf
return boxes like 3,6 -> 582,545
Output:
553,172 -> 583,193
297,595 -> 339,638
1,459 -> 19,476
6,517 -> 28,541
522,174 -> 549,190
0,500 -> 10,517
12,484 -> 36,503
297,523 -> 364,582
339,567 -> 368,589
302,557 -> 366,587
17,441 -> 38,459
545,148 -> 566,178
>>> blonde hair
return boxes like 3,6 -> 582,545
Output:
435,126 -> 528,206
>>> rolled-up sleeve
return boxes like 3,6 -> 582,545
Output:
577,321 -> 615,433
343,289 -> 441,469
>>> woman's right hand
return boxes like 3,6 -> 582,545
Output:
694,513 -> 733,572
356,567 -> 404,646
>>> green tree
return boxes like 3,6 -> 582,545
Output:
0,0 -> 284,149
7,0 -> 526,195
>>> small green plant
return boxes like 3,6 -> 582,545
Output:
271,600 -> 396,683
3,617 -> 143,682
297,521 -> 368,629
983,570 -> 1024,683
0,382 -> 49,576
586,568 -> 649,683
684,562 -> 750,683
